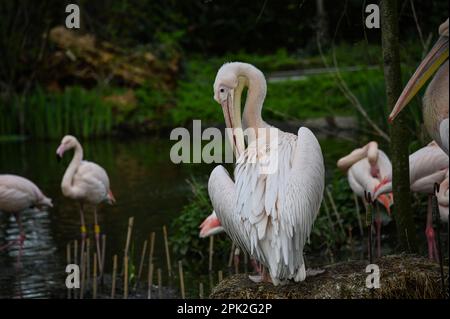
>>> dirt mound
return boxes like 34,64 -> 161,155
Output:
44,26 -> 180,90
210,254 -> 448,299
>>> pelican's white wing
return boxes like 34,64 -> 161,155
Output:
208,166 -> 250,254
232,127 -> 324,285
277,127 -> 325,281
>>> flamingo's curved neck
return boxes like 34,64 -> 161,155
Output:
337,142 -> 379,172
61,142 -> 83,196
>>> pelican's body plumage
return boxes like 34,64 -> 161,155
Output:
208,62 -> 324,285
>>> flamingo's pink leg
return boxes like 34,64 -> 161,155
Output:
94,207 -> 102,275
425,195 -> 439,261
79,203 -> 87,267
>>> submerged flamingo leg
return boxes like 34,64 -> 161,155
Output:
15,212 -> 25,264
94,207 -> 102,275
425,195 -> 439,261
375,205 -> 382,258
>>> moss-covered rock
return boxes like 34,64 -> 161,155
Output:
210,254 -> 448,299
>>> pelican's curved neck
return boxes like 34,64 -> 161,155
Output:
61,142 -> 83,196
236,64 -> 267,132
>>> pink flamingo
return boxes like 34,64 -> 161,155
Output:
337,141 -> 394,257
374,141 -> 448,260
0,174 -> 52,262
56,135 -> 115,273
199,211 -> 260,276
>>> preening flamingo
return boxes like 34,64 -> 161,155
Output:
337,141 -> 393,257
0,174 -> 52,261
199,211 -> 261,275
56,135 -> 115,273
374,141 -> 448,260
208,62 -> 325,285
199,211 -> 224,238
389,19 -> 449,155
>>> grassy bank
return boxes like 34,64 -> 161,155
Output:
0,42 -> 425,140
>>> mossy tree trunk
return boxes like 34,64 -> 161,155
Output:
380,0 -> 417,252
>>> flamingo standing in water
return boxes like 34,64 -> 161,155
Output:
389,19 -> 448,155
0,174 -> 52,262
56,135 -> 115,273
337,141 -> 394,257
208,62 -> 325,285
374,141 -> 448,260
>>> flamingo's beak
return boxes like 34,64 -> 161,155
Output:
199,214 -> 223,238
221,90 -> 245,158
377,194 -> 393,215
56,144 -> 65,162
389,35 -> 448,122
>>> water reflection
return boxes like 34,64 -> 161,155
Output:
0,134 -> 358,298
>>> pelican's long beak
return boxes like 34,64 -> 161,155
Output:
389,35 -> 449,122
221,91 -> 245,158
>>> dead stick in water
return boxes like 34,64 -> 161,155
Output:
163,226 -> 172,277
218,270 -> 223,282
93,252 -> 97,299
228,242 -> 235,268
123,256 -> 129,299
149,232 -> 155,265
147,263 -> 154,299
73,240 -> 78,299
178,260 -> 185,299
208,235 -> 214,272
86,238 -> 91,285
74,239 -> 78,266
100,234 -> 106,279
123,217 -> 134,277
124,217 -> 134,258
199,282 -> 204,299
157,268 -> 162,299
111,254 -> 117,299
80,252 -> 87,299
66,242 -> 71,299
135,239 -> 148,290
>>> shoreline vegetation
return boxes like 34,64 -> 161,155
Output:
0,27 -> 425,142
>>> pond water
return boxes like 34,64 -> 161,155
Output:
0,130 -> 395,298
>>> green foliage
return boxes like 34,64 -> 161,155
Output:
170,177 -> 231,259
0,87 -> 113,139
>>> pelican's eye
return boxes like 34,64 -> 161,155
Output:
218,86 -> 229,101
